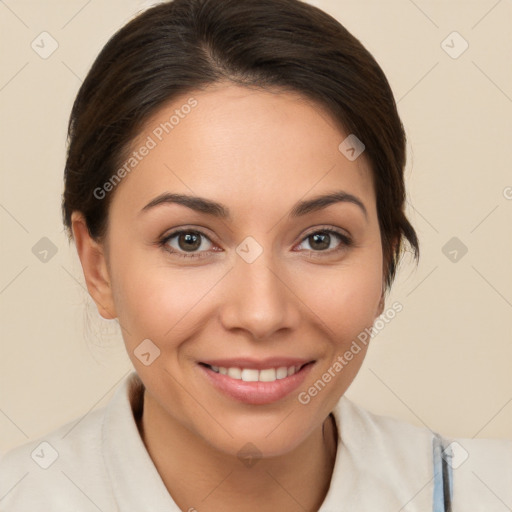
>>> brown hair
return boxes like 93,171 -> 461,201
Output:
62,0 -> 419,293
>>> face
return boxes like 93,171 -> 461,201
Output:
75,83 -> 384,458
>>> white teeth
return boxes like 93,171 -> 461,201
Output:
227,367 -> 242,379
208,364 -> 304,382
259,368 -> 277,382
276,366 -> 288,379
241,369 -> 259,382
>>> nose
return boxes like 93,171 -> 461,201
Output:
218,252 -> 302,340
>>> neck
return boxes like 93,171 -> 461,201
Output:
137,389 -> 338,512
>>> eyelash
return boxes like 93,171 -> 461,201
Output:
158,226 -> 353,260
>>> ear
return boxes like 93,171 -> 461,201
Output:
71,212 -> 117,319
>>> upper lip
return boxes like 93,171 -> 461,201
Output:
200,357 -> 315,370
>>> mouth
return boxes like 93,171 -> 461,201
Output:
197,359 -> 316,405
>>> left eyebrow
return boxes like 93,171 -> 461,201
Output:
139,190 -> 368,221
289,191 -> 368,221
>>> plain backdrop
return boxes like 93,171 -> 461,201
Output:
1,0 -> 511,454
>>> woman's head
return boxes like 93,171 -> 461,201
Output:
63,0 -> 418,292
63,0 -> 419,458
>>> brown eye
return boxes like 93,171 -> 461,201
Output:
296,227 -> 352,256
308,232 -> 331,251
177,232 -> 202,252
160,229 -> 215,259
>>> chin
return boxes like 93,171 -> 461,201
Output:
196,411 -> 318,460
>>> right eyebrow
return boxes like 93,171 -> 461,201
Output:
139,193 -> 231,219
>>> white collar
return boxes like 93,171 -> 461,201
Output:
102,371 -> 435,511
102,372 -> 180,510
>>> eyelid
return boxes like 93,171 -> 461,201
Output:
299,224 -> 351,243
160,225 -> 217,243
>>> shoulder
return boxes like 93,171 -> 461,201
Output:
0,397 -> 114,510
330,396 -> 512,509
335,394 -> 512,460
448,435 -> 512,509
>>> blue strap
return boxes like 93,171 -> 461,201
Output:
432,433 -> 453,512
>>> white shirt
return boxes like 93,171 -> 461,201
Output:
1,371 -> 511,511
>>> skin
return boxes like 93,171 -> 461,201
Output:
72,83 -> 386,512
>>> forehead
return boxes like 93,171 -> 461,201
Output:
111,83 -> 376,220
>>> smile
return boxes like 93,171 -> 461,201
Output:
198,360 -> 315,405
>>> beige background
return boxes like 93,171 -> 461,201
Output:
1,0 -> 511,455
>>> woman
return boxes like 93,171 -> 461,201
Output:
1,0 -> 510,510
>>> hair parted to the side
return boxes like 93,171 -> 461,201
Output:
62,0 -> 419,293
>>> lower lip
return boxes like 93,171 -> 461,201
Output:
198,362 -> 315,405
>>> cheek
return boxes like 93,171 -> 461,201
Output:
295,257 -> 383,339
109,248 -> 221,347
